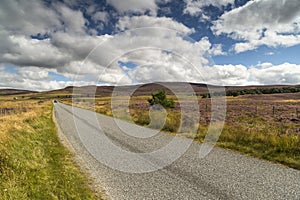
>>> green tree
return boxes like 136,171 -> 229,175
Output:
148,90 -> 175,108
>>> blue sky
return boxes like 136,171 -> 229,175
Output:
0,0 -> 300,90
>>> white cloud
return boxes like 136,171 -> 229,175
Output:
54,3 -> 87,35
206,63 -> 300,86
2,61 -> 300,91
78,16 -> 212,85
50,32 -> 104,60
126,62 -> 299,86
212,0 -> 300,53
0,0 -> 106,72
0,0 -> 62,36
86,16 -> 205,67
17,67 -> 50,81
0,66 -> 96,91
0,0 -> 87,36
90,31 -> 211,71
126,61 -> 300,86
0,0 -> 97,69
116,16 -> 195,35
250,63 -> 300,85
202,64 -> 251,85
265,52 -> 275,56
1,0 -> 299,91
208,44 -> 226,56
2,35 -> 69,68
92,11 -> 109,24
183,0 -> 235,17
107,0 -> 158,15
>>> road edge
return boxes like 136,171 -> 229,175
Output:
52,105 -> 111,200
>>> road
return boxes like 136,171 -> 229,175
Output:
54,102 -> 300,200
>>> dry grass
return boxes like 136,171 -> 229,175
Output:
0,100 -> 43,142
61,93 -> 300,170
0,99 -> 101,199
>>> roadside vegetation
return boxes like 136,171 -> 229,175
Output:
61,91 -> 300,170
3,86 -> 298,198
0,99 -> 101,199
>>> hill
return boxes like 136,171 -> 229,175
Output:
0,89 -> 37,96
50,82 -> 300,97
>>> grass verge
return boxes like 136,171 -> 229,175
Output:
61,95 -> 300,170
193,123 -> 300,170
0,100 -> 101,199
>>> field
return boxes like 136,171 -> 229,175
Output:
60,91 -> 300,170
1,85 -> 299,173
0,97 -> 104,199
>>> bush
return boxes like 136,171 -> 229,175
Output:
148,90 -> 175,108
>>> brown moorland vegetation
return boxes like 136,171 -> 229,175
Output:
60,86 -> 300,170
2,83 -> 299,170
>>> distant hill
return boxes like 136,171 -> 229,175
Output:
3,83 -> 299,98
50,82 -> 300,97
50,83 -> 210,97
0,89 -> 37,96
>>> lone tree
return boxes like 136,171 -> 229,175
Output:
148,90 -> 175,108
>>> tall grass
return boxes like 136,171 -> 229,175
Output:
195,120 -> 300,170
62,96 -> 300,170
0,100 -> 102,199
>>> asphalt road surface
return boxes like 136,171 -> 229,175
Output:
54,102 -> 300,200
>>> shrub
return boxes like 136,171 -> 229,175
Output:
147,90 -> 175,108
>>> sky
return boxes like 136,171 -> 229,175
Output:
1,0 -> 300,91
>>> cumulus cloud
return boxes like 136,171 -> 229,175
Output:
92,11 -> 109,24
54,3 -> 87,35
126,62 -> 300,86
116,16 -> 195,35
0,0 -> 88,36
0,66 -> 95,91
249,63 -> 300,85
1,10 -> 210,88
183,0 -> 234,17
206,63 -> 300,86
0,0 -> 299,91
85,15 -> 212,85
1,35 -> 69,68
212,0 -> 300,53
0,0 -> 108,80
88,16 -> 205,60
56,15 -> 213,86
203,64 -> 251,85
0,0 -> 99,69
208,44 -> 226,56
0,0 -> 62,35
121,60 -> 300,86
50,32 -> 105,60
17,67 -> 50,81
106,0 -> 158,15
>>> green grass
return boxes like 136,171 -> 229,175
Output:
0,101 -> 101,199
194,122 -> 300,170
61,95 -> 300,170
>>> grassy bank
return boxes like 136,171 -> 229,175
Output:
0,100 -> 101,199
61,94 -> 300,170
191,123 -> 300,170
